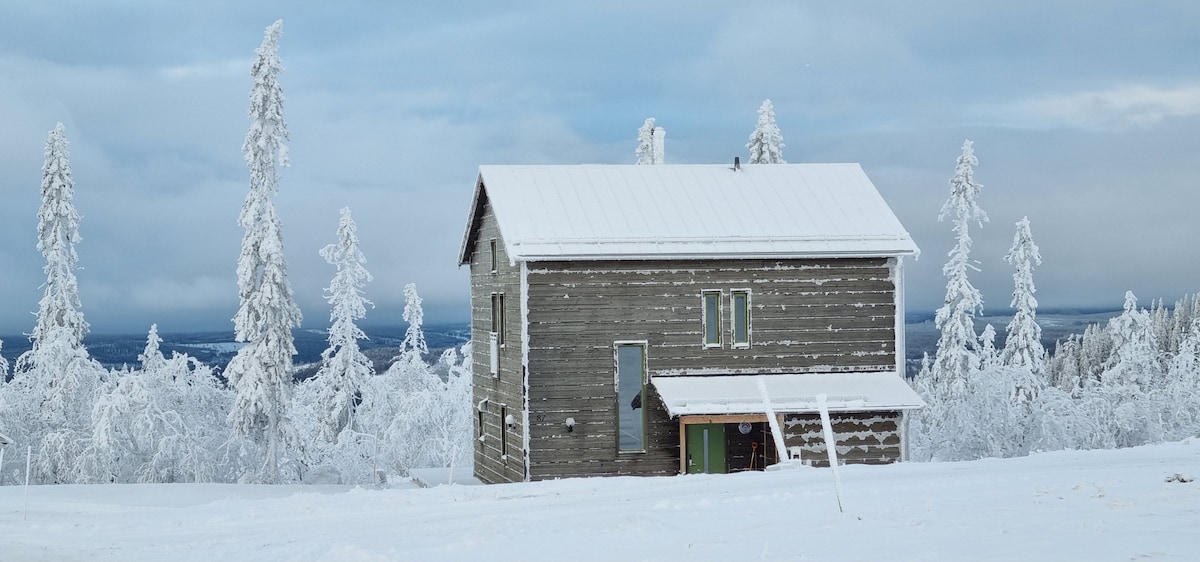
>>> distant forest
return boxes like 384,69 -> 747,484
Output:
0,323 -> 470,377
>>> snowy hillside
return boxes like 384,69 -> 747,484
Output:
3,439 -> 1197,561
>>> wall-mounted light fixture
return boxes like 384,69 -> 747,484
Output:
505,414 -> 517,430
565,417 -> 576,433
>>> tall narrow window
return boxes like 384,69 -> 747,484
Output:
616,343 -> 647,452
489,239 -> 498,273
732,290 -> 751,347
491,293 -> 505,346
500,405 -> 508,459
702,291 -> 722,347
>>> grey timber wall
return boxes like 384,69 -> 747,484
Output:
782,411 -> 903,466
468,195 -> 526,484
523,258 -> 898,479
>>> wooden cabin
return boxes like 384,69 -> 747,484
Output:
458,163 -> 923,484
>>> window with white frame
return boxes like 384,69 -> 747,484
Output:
489,238 -> 498,273
731,290 -> 751,348
616,342 -> 647,452
491,292 -> 505,346
702,290 -> 722,347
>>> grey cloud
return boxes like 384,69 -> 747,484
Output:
1,3 -> 1198,336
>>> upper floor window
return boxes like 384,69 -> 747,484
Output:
491,292 -> 505,346
732,290 -> 751,348
702,291 -> 722,347
489,239 -> 498,273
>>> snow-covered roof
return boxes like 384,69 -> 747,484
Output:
651,372 -> 925,418
458,163 -> 918,264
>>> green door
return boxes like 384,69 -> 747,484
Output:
685,423 -> 727,474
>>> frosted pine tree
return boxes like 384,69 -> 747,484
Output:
978,324 -> 999,371
1159,320 -> 1200,440
635,118 -> 665,164
87,326 -> 232,484
139,323 -> 167,373
929,140 -> 988,397
396,282 -> 428,369
1092,292 -> 1164,446
747,99 -> 786,164
1000,217 -> 1046,377
310,207 -> 375,442
26,124 -> 89,351
11,123 -> 106,483
226,20 -> 303,484
1102,292 -> 1161,391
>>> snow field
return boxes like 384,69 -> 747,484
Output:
1,439 -> 1196,561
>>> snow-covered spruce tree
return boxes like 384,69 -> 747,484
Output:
226,19 -> 303,484
635,118 -> 665,165
355,283 -> 444,477
1168,293 -> 1200,354
1047,335 -> 1084,396
1000,217 -> 1045,378
10,123 -> 106,484
309,207 -> 374,443
424,344 -> 474,470
396,282 -> 428,370
85,325 -> 232,483
978,324 -> 998,371
747,99 -> 786,164
1157,319 -> 1200,441
929,140 -> 988,397
139,323 -> 167,373
1103,292 -> 1161,392
1088,291 -> 1164,447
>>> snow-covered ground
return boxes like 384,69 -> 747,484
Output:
2,440 -> 1198,561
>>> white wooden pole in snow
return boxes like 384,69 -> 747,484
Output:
756,376 -> 790,462
24,445 -> 32,520
816,393 -> 845,514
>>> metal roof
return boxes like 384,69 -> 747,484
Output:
459,163 -> 918,265
651,372 -> 925,418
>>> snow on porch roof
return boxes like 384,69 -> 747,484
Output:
458,163 -> 919,264
651,372 -> 925,418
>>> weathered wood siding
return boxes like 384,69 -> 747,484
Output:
523,258 -> 898,479
468,195 -> 526,484
782,411 -> 903,466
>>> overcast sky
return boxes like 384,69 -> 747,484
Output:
1,1 -> 1198,336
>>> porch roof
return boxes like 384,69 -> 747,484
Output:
650,372 -> 924,418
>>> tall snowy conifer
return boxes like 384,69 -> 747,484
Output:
1001,217 -> 1046,377
747,99 -> 786,164
396,283 -> 428,369
227,20 -> 303,484
11,123 -> 104,483
311,207 -> 374,442
930,140 -> 988,397
635,118 -> 665,164
27,123 -> 89,355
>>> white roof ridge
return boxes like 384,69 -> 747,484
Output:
460,163 -> 918,264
